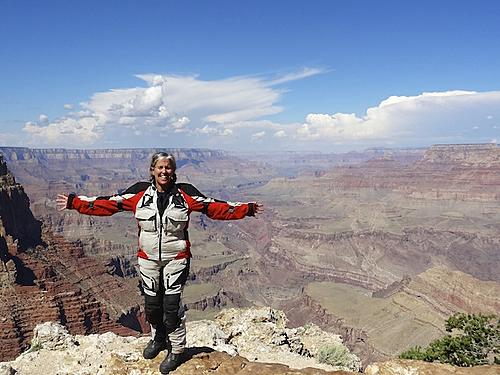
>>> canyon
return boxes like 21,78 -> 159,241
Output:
0,144 -> 498,366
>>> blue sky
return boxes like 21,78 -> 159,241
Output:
1,1 -> 499,152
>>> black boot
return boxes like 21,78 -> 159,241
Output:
159,352 -> 183,374
143,340 -> 168,359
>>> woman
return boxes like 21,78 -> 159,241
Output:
57,152 -> 261,374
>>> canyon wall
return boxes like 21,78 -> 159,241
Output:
0,154 -> 41,252
0,155 -> 144,361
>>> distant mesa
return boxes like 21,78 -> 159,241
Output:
423,143 -> 499,163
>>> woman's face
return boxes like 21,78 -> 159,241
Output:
152,158 -> 175,191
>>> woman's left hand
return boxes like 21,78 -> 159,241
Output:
253,202 -> 263,216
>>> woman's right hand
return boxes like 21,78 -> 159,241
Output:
56,194 -> 69,211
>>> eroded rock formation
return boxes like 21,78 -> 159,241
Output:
0,154 -> 41,252
0,155 -> 144,361
1,310 -> 497,375
0,308 -> 361,374
316,143 -> 500,201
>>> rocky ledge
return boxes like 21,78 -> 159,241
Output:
1,307 -> 499,375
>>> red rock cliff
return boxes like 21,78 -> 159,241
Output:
0,153 -> 143,361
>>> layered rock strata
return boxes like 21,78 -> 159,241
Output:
285,266 -> 500,365
317,143 -> 500,201
0,155 -> 143,361
282,294 -> 385,366
0,228 -> 147,361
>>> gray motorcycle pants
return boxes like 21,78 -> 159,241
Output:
138,256 -> 189,354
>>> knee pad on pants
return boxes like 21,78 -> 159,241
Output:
144,294 -> 163,325
163,293 -> 181,334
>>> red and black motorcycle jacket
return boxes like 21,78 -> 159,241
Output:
66,181 -> 255,261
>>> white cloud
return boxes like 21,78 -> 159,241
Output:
137,73 -> 284,124
222,119 -> 283,130
21,69 -> 500,150
196,125 -> 218,135
266,67 -> 327,86
220,128 -> 233,136
170,116 -> 190,132
298,90 -> 500,144
23,68 -> 323,147
251,131 -> 266,141
24,115 -> 101,146
38,114 -> 49,124
195,125 -> 234,137
274,130 -> 287,138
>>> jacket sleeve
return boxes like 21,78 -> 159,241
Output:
67,181 -> 148,216
178,183 -> 255,220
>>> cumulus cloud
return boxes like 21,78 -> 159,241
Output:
23,68 -> 324,147
298,90 -> 500,144
231,91 -> 500,148
21,69 -> 500,150
195,125 -> 232,136
38,114 -> 49,124
24,115 -> 101,146
170,116 -> 190,133
196,125 -> 217,135
221,128 -> 233,136
251,131 -> 266,141
274,130 -> 287,138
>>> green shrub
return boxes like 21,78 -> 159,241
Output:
317,344 -> 352,367
399,313 -> 499,366
399,345 -> 427,361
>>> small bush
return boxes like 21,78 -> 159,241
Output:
399,313 -> 499,366
317,344 -> 352,367
399,345 -> 427,361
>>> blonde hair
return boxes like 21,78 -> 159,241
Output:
149,152 -> 177,182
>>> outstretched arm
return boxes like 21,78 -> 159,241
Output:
56,182 -> 148,216
178,183 -> 263,220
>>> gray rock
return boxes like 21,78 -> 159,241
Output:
0,308 -> 360,374
0,364 -> 16,375
30,322 -> 77,350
